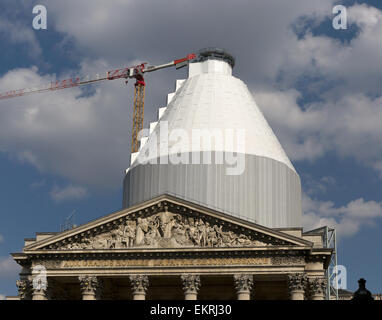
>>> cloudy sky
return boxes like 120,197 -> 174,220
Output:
1,0 -> 382,297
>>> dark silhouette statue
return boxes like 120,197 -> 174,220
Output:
352,278 -> 374,301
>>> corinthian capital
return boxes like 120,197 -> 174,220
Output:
233,274 -> 254,293
181,274 -> 201,294
308,277 -> 327,296
16,279 -> 32,300
287,273 -> 307,293
79,275 -> 102,298
129,275 -> 149,295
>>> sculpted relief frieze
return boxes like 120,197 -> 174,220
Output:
46,210 -> 282,250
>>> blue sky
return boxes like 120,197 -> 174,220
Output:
1,0 -> 382,298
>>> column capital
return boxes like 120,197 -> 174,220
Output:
16,279 -> 32,300
287,273 -> 307,300
287,273 -> 307,292
181,274 -> 201,295
129,275 -> 149,296
233,274 -> 253,293
234,274 -> 253,300
308,277 -> 327,300
79,275 -> 102,300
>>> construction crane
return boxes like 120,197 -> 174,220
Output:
0,53 -> 196,152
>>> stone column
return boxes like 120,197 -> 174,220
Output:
181,274 -> 201,300
129,275 -> 149,300
308,277 -> 327,300
32,286 -> 48,300
31,273 -> 49,300
287,273 -> 307,300
233,274 -> 253,300
16,279 -> 32,300
79,275 -> 102,300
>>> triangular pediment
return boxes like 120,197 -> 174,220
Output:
24,195 -> 312,251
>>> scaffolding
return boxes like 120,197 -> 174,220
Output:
305,226 -> 338,300
60,211 -> 76,232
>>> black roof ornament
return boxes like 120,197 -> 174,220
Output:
352,278 -> 374,301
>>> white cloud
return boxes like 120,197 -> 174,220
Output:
251,4 -> 382,172
302,175 -> 336,196
256,88 -> 382,177
255,89 -> 326,161
273,4 -> 382,96
0,63 -> 134,189
50,184 -> 88,202
302,193 -> 382,237
0,16 -> 42,58
40,0 -> 334,72
0,256 -> 20,280
41,1 -> 382,97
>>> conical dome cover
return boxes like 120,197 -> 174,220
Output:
123,51 -> 301,228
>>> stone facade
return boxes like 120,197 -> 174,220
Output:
9,195 -> 332,300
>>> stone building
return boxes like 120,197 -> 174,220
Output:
9,48 -> 332,300
338,289 -> 382,300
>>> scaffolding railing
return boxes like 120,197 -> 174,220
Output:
304,226 -> 338,300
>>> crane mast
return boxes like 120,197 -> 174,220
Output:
0,53 -> 197,153
132,84 -> 145,152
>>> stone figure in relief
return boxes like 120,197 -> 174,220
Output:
57,210 -> 274,250
136,217 -> 149,245
92,237 -> 109,249
123,221 -> 136,247
186,218 -> 200,246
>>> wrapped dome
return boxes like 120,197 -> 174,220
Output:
123,49 -> 301,228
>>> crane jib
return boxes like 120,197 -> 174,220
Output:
107,68 -> 131,80
0,53 -> 196,100
0,89 -> 25,99
50,77 -> 81,90
0,52 -> 196,166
